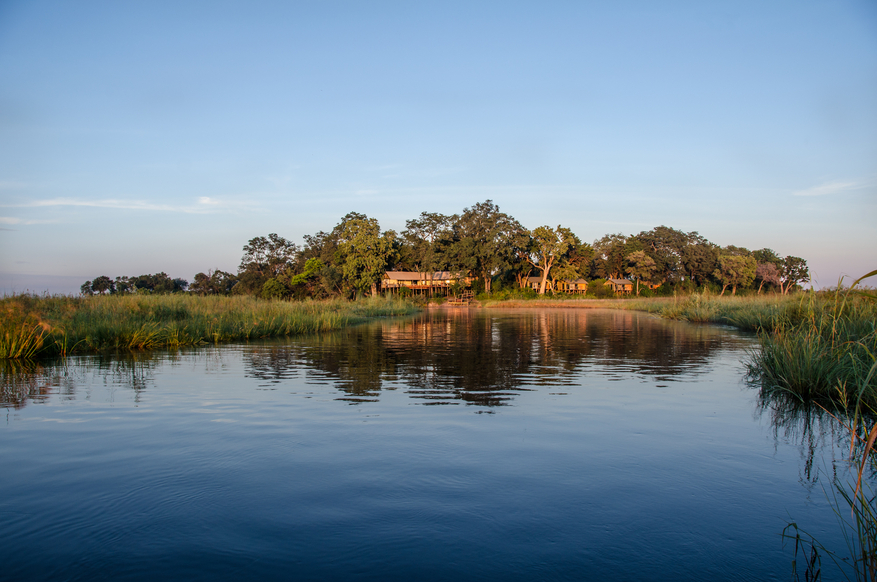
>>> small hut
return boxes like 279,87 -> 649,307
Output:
556,279 -> 589,294
604,278 -> 634,295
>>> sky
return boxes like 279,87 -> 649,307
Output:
1,0 -> 875,294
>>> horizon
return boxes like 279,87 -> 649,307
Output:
2,1 -> 875,295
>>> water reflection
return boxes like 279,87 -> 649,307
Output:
1,353 -> 168,409
2,309 -> 747,410
755,389 -> 855,490
247,309 -> 745,406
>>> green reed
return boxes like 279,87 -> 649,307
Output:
0,294 -> 418,358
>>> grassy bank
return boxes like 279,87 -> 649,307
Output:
0,294 -> 418,359
484,293 -> 807,331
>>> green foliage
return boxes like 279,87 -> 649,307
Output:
261,278 -> 287,300
713,254 -> 757,295
337,216 -> 396,296
449,200 -> 525,294
781,256 -> 810,295
190,270 -> 237,295
588,279 -> 615,299
524,225 -> 575,294
236,233 -> 298,295
624,250 -> 657,295
287,258 -> 324,286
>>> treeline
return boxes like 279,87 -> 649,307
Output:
81,200 -> 809,299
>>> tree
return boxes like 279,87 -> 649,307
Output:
448,200 -> 524,294
523,225 -> 575,294
592,233 -> 632,280
261,278 -> 287,300
780,256 -> 809,294
130,272 -> 184,294
625,250 -> 658,296
403,212 -> 453,295
114,276 -> 132,294
91,275 -> 114,295
755,263 -> 781,294
549,236 -> 593,291
713,255 -> 757,295
236,233 -> 298,295
80,281 -> 94,296
633,226 -> 715,284
337,216 -> 396,296
752,248 -> 782,267
300,229 -> 344,297
722,245 -> 751,257
191,270 -> 237,295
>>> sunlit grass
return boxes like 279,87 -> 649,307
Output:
0,294 -> 418,358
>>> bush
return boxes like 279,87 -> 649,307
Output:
588,279 -> 614,299
261,278 -> 287,300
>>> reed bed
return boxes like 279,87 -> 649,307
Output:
0,294 -> 417,359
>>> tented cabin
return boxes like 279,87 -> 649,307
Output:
555,279 -> 589,294
381,271 -> 472,295
525,276 -> 550,292
604,278 -> 634,294
525,277 -> 589,294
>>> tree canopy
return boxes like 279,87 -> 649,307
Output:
79,201 -> 810,299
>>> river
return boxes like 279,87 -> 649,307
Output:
0,308 -> 851,581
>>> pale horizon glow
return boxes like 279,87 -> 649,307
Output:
1,1 -> 875,294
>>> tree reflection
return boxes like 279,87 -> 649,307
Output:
4,310 -> 746,410
244,309 -> 740,406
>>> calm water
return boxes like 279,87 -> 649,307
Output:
0,309 -> 851,581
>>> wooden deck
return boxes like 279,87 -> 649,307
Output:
446,291 -> 475,306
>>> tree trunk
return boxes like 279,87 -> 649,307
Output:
635,280 -> 640,296
732,284 -> 737,295
758,280 -> 764,294
720,284 -> 728,296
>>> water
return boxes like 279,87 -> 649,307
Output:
0,309 -> 851,581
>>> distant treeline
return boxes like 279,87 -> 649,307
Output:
81,200 -> 809,299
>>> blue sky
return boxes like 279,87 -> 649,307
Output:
1,0 -> 875,293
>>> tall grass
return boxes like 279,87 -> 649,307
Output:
745,274 -> 877,408
0,294 -> 417,359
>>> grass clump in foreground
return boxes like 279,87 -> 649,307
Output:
743,272 -> 877,409
0,294 -> 418,359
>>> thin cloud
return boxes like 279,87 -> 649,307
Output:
1,197 -> 232,214
793,181 -> 859,197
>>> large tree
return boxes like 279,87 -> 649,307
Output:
236,233 -> 298,295
780,256 -> 809,294
524,225 -> 575,294
337,216 -> 397,296
403,212 -> 454,295
625,250 -> 658,295
91,275 -> 115,295
448,200 -> 524,293
713,255 -> 757,295
592,233 -> 639,280
754,263 -> 781,294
